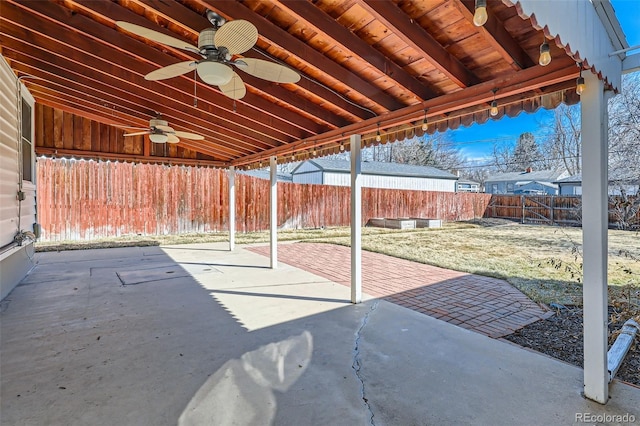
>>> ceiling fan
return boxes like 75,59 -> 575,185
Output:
123,115 -> 205,144
116,10 -> 300,100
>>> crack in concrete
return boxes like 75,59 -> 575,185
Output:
352,300 -> 379,426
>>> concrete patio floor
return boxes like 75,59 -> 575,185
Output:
1,242 -> 638,426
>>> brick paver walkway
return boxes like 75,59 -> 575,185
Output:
247,242 -> 553,338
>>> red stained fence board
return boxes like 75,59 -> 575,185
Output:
36,158 -> 492,241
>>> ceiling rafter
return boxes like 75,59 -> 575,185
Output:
360,0 -> 480,88
275,0 -> 439,102
200,0 -> 405,112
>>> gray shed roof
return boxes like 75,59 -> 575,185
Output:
486,169 -> 565,183
238,170 -> 293,182
293,159 -> 458,180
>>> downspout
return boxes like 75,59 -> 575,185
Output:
607,319 -> 639,382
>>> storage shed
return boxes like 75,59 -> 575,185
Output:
291,159 -> 458,192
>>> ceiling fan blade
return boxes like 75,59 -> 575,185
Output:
237,58 -> 300,84
174,131 -> 205,140
214,20 -> 258,55
145,61 -> 195,81
116,21 -> 199,52
166,134 -> 180,144
219,72 -> 246,100
123,131 -> 150,137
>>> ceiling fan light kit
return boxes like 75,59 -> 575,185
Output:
149,133 -> 169,143
197,61 -> 234,85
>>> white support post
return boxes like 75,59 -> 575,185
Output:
228,166 -> 235,251
270,156 -> 278,269
350,134 -> 362,304
581,72 -> 610,404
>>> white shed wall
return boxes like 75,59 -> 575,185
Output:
321,172 -> 456,192
292,170 -> 323,185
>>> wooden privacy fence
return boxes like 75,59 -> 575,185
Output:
36,158 -> 492,241
486,194 -> 640,227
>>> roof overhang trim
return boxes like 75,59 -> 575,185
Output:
505,0 -> 625,91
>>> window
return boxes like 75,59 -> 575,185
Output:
491,184 -> 498,194
21,98 -> 32,182
506,183 -> 514,193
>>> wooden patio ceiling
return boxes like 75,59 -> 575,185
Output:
1,0 -> 589,168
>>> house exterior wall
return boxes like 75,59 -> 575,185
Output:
486,180 -> 558,195
0,55 -> 37,300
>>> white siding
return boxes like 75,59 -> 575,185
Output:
322,172 -> 456,192
0,56 -> 36,239
0,54 -> 36,300
0,56 -> 21,247
292,170 -> 323,184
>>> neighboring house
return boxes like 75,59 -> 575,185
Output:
555,174 -> 640,196
485,168 -> 568,195
291,159 -> 458,192
455,179 -> 481,193
1,56 -> 37,300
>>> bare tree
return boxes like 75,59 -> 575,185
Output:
389,133 -> 464,170
540,104 -> 582,175
607,73 -> 640,230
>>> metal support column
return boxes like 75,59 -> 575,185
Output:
350,134 -> 362,304
581,72 -> 610,404
270,156 -> 278,269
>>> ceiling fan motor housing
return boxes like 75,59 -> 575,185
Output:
199,28 -> 217,50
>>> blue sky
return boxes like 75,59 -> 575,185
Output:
448,0 -> 640,164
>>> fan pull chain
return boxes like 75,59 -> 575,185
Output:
193,70 -> 198,108
233,100 -> 237,112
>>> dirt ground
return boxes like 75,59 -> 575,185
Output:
504,306 -> 640,386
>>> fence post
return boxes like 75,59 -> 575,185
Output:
550,195 -> 554,225
521,195 -> 525,224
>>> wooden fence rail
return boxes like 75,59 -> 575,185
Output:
36,158 -> 492,241
485,194 -> 640,228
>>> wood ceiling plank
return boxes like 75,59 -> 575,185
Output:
277,0 -> 438,101
360,0 -> 480,88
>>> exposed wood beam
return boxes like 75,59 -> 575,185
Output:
233,57 -> 579,165
277,0 -> 438,101
200,0 -> 405,112
36,147 -> 228,167
456,0 -> 535,70
360,0 -> 480,88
